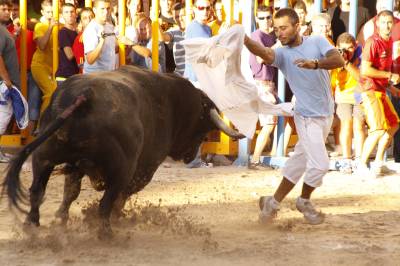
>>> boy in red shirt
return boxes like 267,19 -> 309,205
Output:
357,10 -> 400,177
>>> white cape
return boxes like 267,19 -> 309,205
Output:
181,24 -> 293,138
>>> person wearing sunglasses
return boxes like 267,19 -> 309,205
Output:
248,5 -> 277,170
245,8 -> 344,225
184,0 -> 213,168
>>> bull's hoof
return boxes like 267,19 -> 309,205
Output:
97,221 -> 114,240
24,216 -> 40,227
54,209 -> 69,226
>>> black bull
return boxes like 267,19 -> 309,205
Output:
2,66 -> 244,237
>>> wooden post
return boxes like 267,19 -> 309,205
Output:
52,0 -> 59,79
85,0 -> 92,7
151,0 -> 159,71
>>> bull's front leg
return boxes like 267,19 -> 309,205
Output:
55,164 -> 84,225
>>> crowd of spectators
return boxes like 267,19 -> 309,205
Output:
0,0 -> 400,176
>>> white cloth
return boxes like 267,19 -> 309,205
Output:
181,24 -> 293,138
0,83 -> 29,134
282,114 -> 333,187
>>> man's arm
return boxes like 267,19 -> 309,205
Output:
63,46 -> 75,60
85,37 -> 105,65
244,35 -> 275,65
35,19 -> 57,51
0,55 -> 12,88
361,60 -> 400,84
294,49 -> 344,70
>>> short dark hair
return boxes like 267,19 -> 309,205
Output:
0,0 -> 12,6
336,32 -> 356,45
257,5 -> 272,14
293,0 -> 307,12
377,10 -> 394,19
274,7 -> 299,25
80,6 -> 94,16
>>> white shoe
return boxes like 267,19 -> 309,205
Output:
296,197 -> 325,225
259,196 -> 279,224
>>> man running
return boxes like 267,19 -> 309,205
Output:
244,8 -> 344,224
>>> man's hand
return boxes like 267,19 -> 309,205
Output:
294,59 -> 317,69
4,79 -> 12,88
388,85 -> 400,97
49,18 -> 58,28
390,73 -> 400,85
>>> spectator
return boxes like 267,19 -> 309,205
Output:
357,10 -> 400,177
160,2 -> 186,76
184,0 -> 212,168
125,16 -> 166,72
311,12 -> 333,43
0,21 -> 20,162
357,0 -> 397,46
83,0 -> 117,74
72,7 -> 94,73
56,3 -> 79,85
184,0 -> 211,84
248,5 -> 277,170
327,0 -> 370,44
330,33 -> 365,173
31,0 -> 58,114
294,0 -> 311,36
208,0 -> 225,36
4,0 -> 41,135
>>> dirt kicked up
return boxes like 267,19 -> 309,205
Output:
0,161 -> 400,266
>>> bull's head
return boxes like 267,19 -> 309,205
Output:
170,91 -> 245,163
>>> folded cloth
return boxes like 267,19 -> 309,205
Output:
0,82 -> 29,132
181,24 -> 293,138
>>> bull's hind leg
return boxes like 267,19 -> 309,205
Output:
25,156 -> 54,226
55,164 -> 84,224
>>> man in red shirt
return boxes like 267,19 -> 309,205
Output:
357,10 -> 400,177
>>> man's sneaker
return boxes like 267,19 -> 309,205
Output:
258,196 -> 279,224
295,197 -> 325,225
0,150 -> 10,163
338,159 -> 352,174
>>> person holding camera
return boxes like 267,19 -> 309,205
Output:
330,33 -> 365,174
356,10 -> 400,177
83,0 -> 117,74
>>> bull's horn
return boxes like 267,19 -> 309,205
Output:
209,108 -> 245,139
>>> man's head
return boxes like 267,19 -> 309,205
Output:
273,8 -> 300,46
256,5 -> 273,33
41,0 -> 53,21
79,7 -> 94,29
293,0 -> 307,25
61,3 -> 77,26
136,16 -> 151,41
11,0 -> 18,20
0,0 -> 11,24
214,1 -> 225,22
336,32 -> 356,62
93,0 -> 111,24
193,0 -> 211,25
173,2 -> 186,30
376,10 -> 394,39
311,13 -> 331,38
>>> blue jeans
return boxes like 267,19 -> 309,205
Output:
28,71 -> 42,121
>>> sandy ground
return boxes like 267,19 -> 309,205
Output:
0,160 -> 400,266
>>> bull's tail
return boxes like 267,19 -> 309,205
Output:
2,94 -> 88,212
